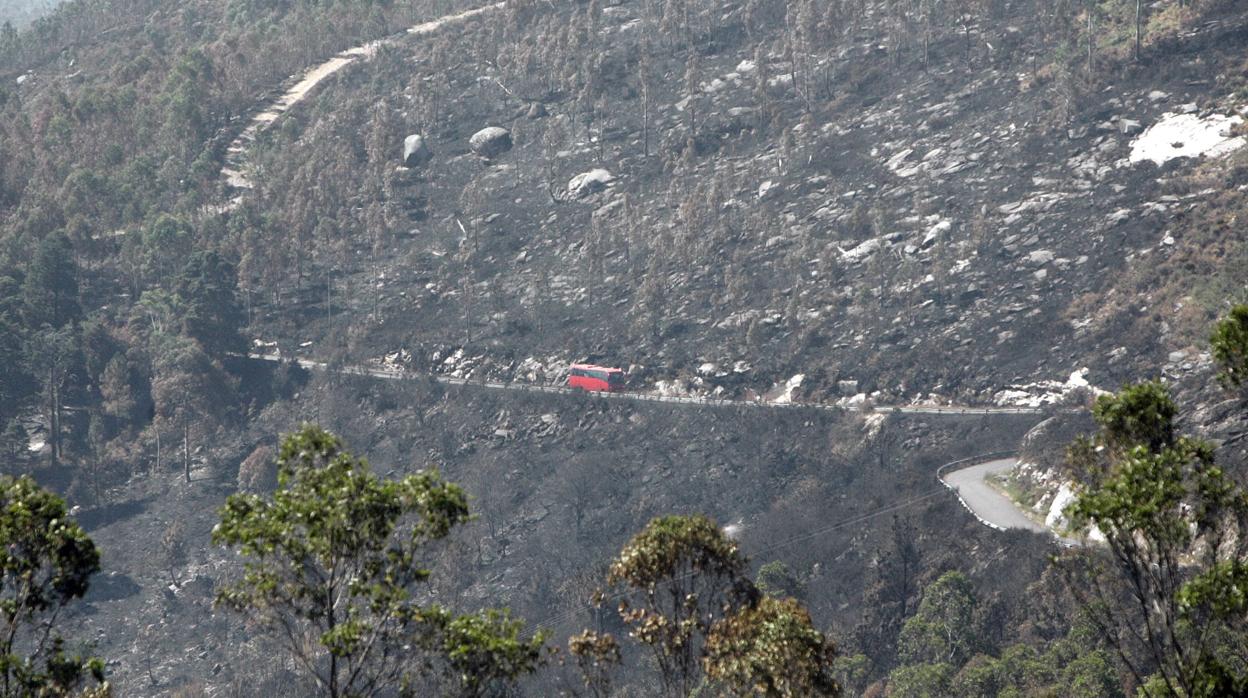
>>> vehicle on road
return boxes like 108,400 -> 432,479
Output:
568,364 -> 625,392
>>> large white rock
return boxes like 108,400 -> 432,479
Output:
1027,249 -> 1055,265
568,169 -> 615,198
1128,112 -> 1246,166
402,134 -> 432,167
469,127 -> 512,158
839,238 -> 881,264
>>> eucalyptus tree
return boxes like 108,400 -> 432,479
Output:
606,514 -> 751,696
215,426 -> 544,697
1063,382 -> 1248,695
1212,304 -> 1248,391
704,596 -> 840,697
0,475 -> 107,697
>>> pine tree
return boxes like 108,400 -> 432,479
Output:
22,232 -> 81,330
173,251 -> 246,358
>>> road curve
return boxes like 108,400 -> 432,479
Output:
940,458 -> 1054,534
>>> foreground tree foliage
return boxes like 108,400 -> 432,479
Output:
1064,382 -> 1248,696
896,571 -> 980,668
0,475 -> 108,697
565,630 -> 621,698
882,570 -> 1124,698
1212,304 -> 1248,390
214,425 -> 543,697
421,608 -> 545,698
704,596 -> 838,697
607,514 -> 752,696
604,513 -> 839,696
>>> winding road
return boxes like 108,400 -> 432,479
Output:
939,456 -> 1076,544
215,1 -> 1066,542
250,353 -> 1048,416
213,0 -> 1051,425
217,2 -> 505,198
940,458 -> 1048,533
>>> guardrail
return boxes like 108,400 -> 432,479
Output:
936,452 -> 1079,547
935,451 -> 1018,532
243,353 -> 1052,416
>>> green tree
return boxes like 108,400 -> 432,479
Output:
25,326 -> 80,467
98,352 -> 149,432
607,514 -> 752,697
149,333 -> 234,483
1063,382 -> 1248,696
898,571 -> 981,667
22,231 -> 81,330
0,22 -> 16,58
158,50 -> 214,160
426,608 -> 545,697
1087,380 -> 1176,455
950,654 -> 1002,697
853,515 -> 923,667
0,276 -> 23,324
703,596 -> 840,697
0,316 -> 31,426
831,653 -> 870,696
0,419 -> 27,474
173,251 -> 246,358
0,475 -> 106,696
755,561 -> 804,599
214,426 -> 541,697
1212,304 -> 1248,390
1060,650 -> 1122,697
887,661 -> 953,697
131,214 -> 192,288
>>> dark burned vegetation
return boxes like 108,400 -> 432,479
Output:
1,0 -> 1248,694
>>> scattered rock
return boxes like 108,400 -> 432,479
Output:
839,238 -> 881,264
402,134 -> 432,167
922,220 -> 951,247
469,126 -> 512,158
568,169 -> 615,198
1026,250 -> 1055,265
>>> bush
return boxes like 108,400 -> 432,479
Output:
236,444 -> 275,493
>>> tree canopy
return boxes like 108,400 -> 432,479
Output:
1065,381 -> 1248,696
173,250 -> 246,358
214,425 -> 543,697
0,475 -> 107,696
605,514 -> 839,696
704,595 -> 839,697
1212,304 -> 1248,390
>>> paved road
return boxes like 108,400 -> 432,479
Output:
249,353 -> 1048,416
940,458 -> 1052,533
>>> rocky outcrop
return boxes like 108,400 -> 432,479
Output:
1017,413 -> 1096,471
469,126 -> 512,158
567,168 -> 614,198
